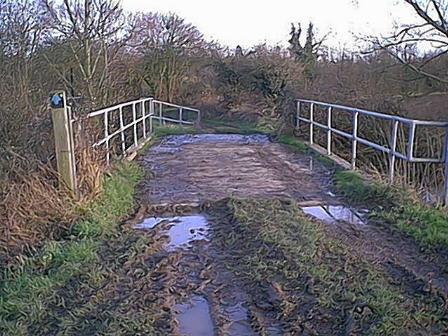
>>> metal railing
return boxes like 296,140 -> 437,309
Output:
85,97 -> 200,163
295,98 -> 448,204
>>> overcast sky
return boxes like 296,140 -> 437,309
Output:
121,0 -> 418,50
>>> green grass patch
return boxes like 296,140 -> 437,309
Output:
333,170 -> 403,208
275,134 -> 308,150
211,198 -> 447,335
0,162 -> 142,335
152,123 -> 204,138
334,170 -> 448,248
275,134 -> 336,166
201,118 -> 263,134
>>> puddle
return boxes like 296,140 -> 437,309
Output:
309,157 -> 314,171
174,295 -> 215,336
149,146 -> 183,154
218,289 -> 255,336
302,205 -> 366,225
224,303 -> 251,335
155,134 -> 270,149
135,215 -> 209,250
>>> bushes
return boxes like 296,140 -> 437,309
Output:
213,46 -> 302,127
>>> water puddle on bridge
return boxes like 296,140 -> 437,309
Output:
174,295 -> 215,336
156,134 -> 270,148
134,215 -> 209,250
302,205 -> 367,225
221,302 -> 251,335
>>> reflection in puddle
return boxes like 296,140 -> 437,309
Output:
174,295 -> 214,336
156,134 -> 270,148
220,300 -> 254,335
225,303 -> 250,335
303,205 -> 366,225
149,146 -> 183,154
309,157 -> 314,171
135,215 -> 209,250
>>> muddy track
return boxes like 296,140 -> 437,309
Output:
139,134 -> 335,207
24,133 -> 448,335
127,133 -> 448,335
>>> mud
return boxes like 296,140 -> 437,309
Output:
134,132 -> 448,333
134,213 -> 270,335
140,133 -> 335,206
324,218 -> 448,298
139,133 -> 448,298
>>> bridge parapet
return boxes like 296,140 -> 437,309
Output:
51,93 -> 200,193
295,98 -> 448,204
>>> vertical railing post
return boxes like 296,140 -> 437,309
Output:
159,102 -> 163,126
351,110 -> 359,169
142,100 -> 147,138
309,103 -> 314,145
443,126 -> 448,205
149,98 -> 154,134
104,110 -> 110,164
407,122 -> 416,161
327,107 -> 332,155
50,90 -> 77,193
296,100 -> 301,130
197,109 -> 201,124
132,103 -> 137,147
119,106 -> 126,155
388,120 -> 399,184
179,107 -> 183,122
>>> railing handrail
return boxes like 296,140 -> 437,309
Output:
82,97 -> 200,164
152,99 -> 200,113
296,99 -> 448,127
295,98 -> 448,204
87,97 -> 200,118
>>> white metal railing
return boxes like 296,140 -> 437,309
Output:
85,97 -> 200,163
295,98 -> 448,204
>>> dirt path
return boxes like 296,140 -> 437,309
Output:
128,133 -> 448,335
13,132 -> 448,336
139,134 -> 335,207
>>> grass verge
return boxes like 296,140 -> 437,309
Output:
211,197 -> 447,335
334,170 -> 448,248
275,134 -> 336,166
0,162 -> 142,335
201,118 -> 263,134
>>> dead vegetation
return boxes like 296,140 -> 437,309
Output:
1,0 -> 447,284
0,144 -> 105,267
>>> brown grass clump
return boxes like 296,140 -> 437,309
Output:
0,161 -> 74,266
74,137 -> 105,206
0,141 -> 106,268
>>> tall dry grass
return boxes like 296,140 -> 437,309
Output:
0,140 -> 105,268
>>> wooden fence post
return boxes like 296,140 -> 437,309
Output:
50,91 -> 77,193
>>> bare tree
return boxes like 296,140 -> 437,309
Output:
0,0 -> 49,146
132,13 -> 211,101
372,0 -> 448,86
131,12 -> 209,54
41,0 -> 133,107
